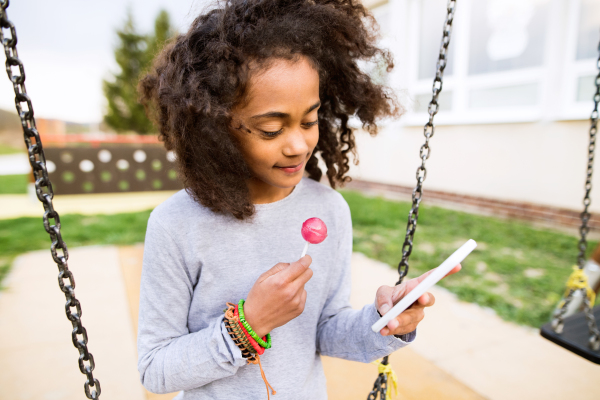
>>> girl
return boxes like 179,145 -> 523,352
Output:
137,0 -> 460,398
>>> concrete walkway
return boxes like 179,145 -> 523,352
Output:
0,245 -> 598,399
0,191 -> 178,219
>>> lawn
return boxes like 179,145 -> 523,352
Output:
0,210 -> 152,289
0,174 -> 28,194
0,144 -> 24,155
0,190 -> 594,328
343,190 -> 597,328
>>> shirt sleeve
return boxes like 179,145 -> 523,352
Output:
315,196 -> 415,362
137,215 -> 246,394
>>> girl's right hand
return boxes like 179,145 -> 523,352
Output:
242,255 -> 314,338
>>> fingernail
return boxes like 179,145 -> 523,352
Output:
389,320 -> 398,330
380,303 -> 391,315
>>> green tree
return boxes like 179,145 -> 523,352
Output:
103,10 -> 173,134
147,10 -> 173,61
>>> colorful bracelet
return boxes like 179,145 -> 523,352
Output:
238,299 -> 272,349
228,315 -> 256,355
224,301 -> 276,399
235,305 -> 265,355
224,318 -> 256,359
224,303 -> 256,356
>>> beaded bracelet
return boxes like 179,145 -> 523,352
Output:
235,305 -> 265,355
238,299 -> 272,349
223,302 -> 276,399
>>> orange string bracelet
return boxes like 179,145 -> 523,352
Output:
224,318 -> 255,358
224,302 -> 276,399
225,304 -> 255,355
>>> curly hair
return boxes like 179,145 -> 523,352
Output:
139,0 -> 401,220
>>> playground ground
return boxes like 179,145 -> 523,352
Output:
0,191 -> 598,400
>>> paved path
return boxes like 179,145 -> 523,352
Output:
0,191 -> 178,219
350,253 -> 600,400
0,247 -> 145,400
0,246 -> 598,399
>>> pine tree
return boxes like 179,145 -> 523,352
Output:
103,10 -> 173,134
147,10 -> 174,61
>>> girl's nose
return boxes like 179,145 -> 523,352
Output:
282,127 -> 309,157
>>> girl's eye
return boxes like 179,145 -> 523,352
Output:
260,121 -> 317,137
260,128 -> 284,137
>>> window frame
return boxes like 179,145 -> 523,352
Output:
374,0 -> 599,127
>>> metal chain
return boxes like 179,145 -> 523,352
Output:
366,372 -> 388,400
367,1 -> 456,399
0,1 -> 101,398
577,41 -> 600,270
551,36 -> 600,350
395,0 -> 456,286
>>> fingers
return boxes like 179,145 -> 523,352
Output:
417,292 -> 435,307
409,263 -> 462,288
375,285 -> 395,315
445,264 -> 462,277
258,262 -> 290,282
259,256 -> 313,283
378,290 -> 435,336
280,255 -> 313,282
381,305 -> 427,336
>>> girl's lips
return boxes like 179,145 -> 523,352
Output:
275,161 -> 304,174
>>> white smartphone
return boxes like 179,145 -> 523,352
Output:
371,239 -> 477,333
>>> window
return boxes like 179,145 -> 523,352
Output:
364,1 -> 392,86
397,0 -> 600,125
576,0 -> 600,61
468,0 -> 549,75
561,0 -> 599,119
418,0 -> 455,80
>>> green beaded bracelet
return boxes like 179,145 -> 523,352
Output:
238,299 -> 272,349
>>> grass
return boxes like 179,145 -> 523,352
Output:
0,144 -> 24,155
0,210 -> 152,289
0,190 -> 595,328
0,174 -> 28,194
341,190 -> 598,328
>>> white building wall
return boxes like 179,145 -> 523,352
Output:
350,120 -> 598,212
354,0 -> 600,213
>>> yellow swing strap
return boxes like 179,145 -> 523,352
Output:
560,266 -> 596,308
371,359 -> 398,400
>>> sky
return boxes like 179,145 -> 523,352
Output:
0,0 -> 211,123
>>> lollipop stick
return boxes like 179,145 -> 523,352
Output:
300,241 -> 309,258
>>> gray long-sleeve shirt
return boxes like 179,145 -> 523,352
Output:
138,178 -> 413,399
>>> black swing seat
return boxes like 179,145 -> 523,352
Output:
540,306 -> 600,364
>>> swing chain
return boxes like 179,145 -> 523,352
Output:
551,38 -> 600,349
366,372 -> 388,400
396,0 -> 455,286
577,42 -> 600,270
367,2 -> 456,399
0,2 -> 101,398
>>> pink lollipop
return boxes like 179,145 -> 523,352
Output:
300,217 -> 328,257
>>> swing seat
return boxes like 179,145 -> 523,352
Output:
540,306 -> 600,364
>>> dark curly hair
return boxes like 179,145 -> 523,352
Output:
139,0 -> 401,219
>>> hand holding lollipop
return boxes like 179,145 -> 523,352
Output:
300,217 -> 327,258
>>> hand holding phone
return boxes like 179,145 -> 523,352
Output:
371,239 -> 477,333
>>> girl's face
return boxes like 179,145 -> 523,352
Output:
231,57 -> 320,204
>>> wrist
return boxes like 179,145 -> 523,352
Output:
241,301 -> 270,338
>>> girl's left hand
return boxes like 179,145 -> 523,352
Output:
375,264 -> 461,336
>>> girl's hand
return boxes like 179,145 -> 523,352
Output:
375,264 -> 462,336
243,255 -> 314,338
